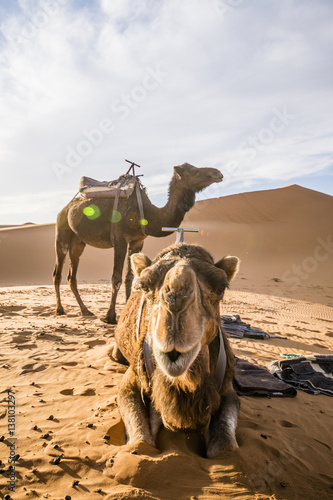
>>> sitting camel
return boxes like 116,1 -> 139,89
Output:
115,243 -> 240,457
53,163 -> 222,323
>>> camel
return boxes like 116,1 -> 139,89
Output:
53,163 -> 222,323
115,243 -> 240,457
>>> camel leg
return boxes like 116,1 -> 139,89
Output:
68,237 -> 93,317
206,391 -> 239,458
125,239 -> 144,300
53,240 -> 69,315
118,367 -> 155,446
104,236 -> 127,324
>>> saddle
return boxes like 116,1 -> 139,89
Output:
79,174 -> 137,199
77,173 -> 146,237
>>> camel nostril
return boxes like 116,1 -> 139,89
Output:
166,349 -> 181,363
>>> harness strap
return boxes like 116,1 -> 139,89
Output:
135,181 -> 146,236
110,175 -> 128,242
214,327 -> 227,392
110,176 -> 146,243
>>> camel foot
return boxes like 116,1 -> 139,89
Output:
55,307 -> 65,316
82,309 -> 94,317
102,315 -> 117,324
206,438 -> 238,458
110,345 -> 129,366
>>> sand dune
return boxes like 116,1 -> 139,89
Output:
1,184 -> 332,305
0,185 -> 333,499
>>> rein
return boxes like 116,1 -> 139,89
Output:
136,295 -> 227,393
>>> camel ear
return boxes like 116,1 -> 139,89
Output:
174,166 -> 184,179
131,253 -> 152,277
215,256 -> 240,282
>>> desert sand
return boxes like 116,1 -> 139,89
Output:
0,185 -> 333,500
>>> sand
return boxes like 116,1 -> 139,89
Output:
0,185 -> 333,499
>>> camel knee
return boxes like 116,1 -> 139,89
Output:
53,265 -> 62,284
112,275 -> 122,292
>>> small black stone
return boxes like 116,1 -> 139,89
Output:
48,415 -> 54,420
53,457 -> 61,465
280,482 -> 287,487
32,425 -> 38,430
0,435 -> 5,442
109,458 -> 114,464
65,496 -> 72,500
38,399 -> 45,403
4,494 -> 11,500
0,469 -> 5,474
72,480 -> 79,487
103,434 -> 110,440
95,489 -> 102,493
53,444 -> 59,449
260,434 -> 268,439
87,423 -> 93,428
130,450 -> 138,455
12,454 -> 20,461
41,433 -> 49,439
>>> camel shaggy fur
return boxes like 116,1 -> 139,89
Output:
115,243 -> 240,457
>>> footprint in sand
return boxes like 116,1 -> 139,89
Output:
83,340 -> 107,346
74,388 -> 96,396
60,388 -> 74,395
279,420 -> 298,428
20,363 -> 47,374
0,305 -> 27,316
60,387 -> 96,396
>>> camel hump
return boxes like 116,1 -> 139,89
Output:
78,174 -> 139,199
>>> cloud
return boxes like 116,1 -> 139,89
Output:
0,0 -> 332,223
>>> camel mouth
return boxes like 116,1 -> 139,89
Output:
155,343 -> 201,378
212,170 -> 223,183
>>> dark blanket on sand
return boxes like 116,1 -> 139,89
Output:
233,358 -> 297,397
222,314 -> 287,340
266,355 -> 333,397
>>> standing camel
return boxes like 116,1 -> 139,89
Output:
53,163 -> 223,323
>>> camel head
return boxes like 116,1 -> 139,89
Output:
131,244 -> 239,380
174,163 -> 223,192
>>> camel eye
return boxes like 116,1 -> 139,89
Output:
139,279 -> 152,293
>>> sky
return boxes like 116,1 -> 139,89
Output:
0,0 -> 332,224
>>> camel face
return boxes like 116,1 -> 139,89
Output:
174,163 -> 223,191
131,247 -> 239,380
151,262 -> 206,378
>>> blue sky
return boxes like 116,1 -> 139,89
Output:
0,0 -> 332,224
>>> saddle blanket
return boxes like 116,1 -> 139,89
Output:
79,175 -> 137,199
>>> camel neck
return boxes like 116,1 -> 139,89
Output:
145,175 -> 196,236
